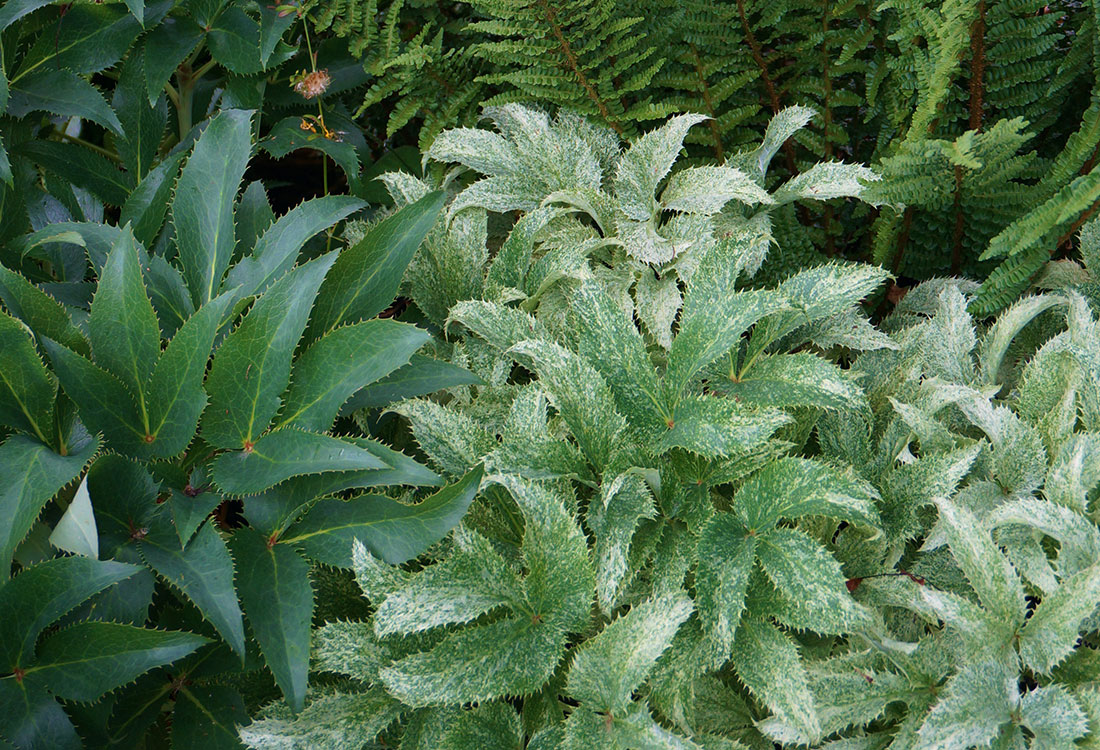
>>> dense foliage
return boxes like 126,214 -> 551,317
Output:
3,1 -> 1100,748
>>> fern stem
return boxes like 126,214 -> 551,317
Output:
538,0 -> 623,135
821,0 -> 835,257
54,131 -> 122,163
689,43 -> 724,161
968,0 -> 986,131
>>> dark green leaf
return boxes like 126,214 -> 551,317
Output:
207,7 -> 263,75
119,152 -> 184,245
230,528 -> 312,712
140,521 -> 245,656
0,432 -> 98,576
113,49 -> 168,180
42,337 -> 150,455
16,141 -> 133,206
282,464 -> 483,565
0,556 -> 140,669
210,428 -> 388,496
88,227 -> 160,399
0,266 -> 88,357
262,117 -> 361,184
259,5 -> 296,66
173,685 -> 249,750
12,5 -> 141,80
0,679 -> 80,750
28,621 -> 207,702
48,477 -> 98,558
144,291 -> 237,457
202,252 -> 335,450
339,354 -> 483,413
233,181 -> 275,263
306,191 -> 444,339
0,310 -> 57,442
141,18 -> 203,107
143,252 -> 195,340
0,0 -> 54,30
173,108 -> 253,306
222,195 -> 364,304
16,221 -> 122,275
7,69 -> 123,135
278,319 -> 428,432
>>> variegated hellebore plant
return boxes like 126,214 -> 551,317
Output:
0,108 -> 483,746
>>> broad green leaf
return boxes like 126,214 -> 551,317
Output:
207,7 -> 263,74
0,309 -> 56,442
568,591 -> 693,712
16,220 -> 122,275
373,525 -> 521,637
239,687 -> 403,750
235,181 -> 276,261
173,108 -> 253,305
0,432 -> 98,576
173,685 -> 250,750
722,352 -> 867,412
695,513 -> 757,665
572,280 -> 665,435
0,0 -> 54,30
657,395 -> 789,459
113,49 -> 166,180
41,338 -> 150,455
735,457 -> 880,531
144,291 -> 237,457
508,340 -> 626,470
282,465 -> 483,566
210,428 -> 388,496
140,521 -> 245,656
88,227 -> 160,400
230,528 -> 313,712
564,702 -> 701,750
0,264 -> 88,355
340,354 -> 483,413
731,618 -> 819,742
306,191 -> 445,339
1019,564 -> 1100,674
259,4 -> 296,65
222,195 -> 365,305
936,498 -> 1027,628
278,319 -> 428,432
756,528 -> 867,633
27,621 -> 207,702
202,252 -> 336,450
0,679 -> 80,750
0,556 -> 140,669
7,69 -> 123,134
48,476 -> 97,559
1019,685 -> 1089,749
380,615 -> 567,706
915,661 -> 1016,750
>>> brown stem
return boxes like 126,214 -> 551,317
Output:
539,0 -> 623,134
890,208 -> 916,275
690,43 -> 724,161
968,0 -> 986,131
822,0 -> 835,256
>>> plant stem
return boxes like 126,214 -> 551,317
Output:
55,131 -> 123,163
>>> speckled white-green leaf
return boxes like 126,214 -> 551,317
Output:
562,702 -> 701,750
658,395 -> 790,459
776,262 -> 890,333
572,280 -> 665,436
936,498 -> 1026,628
1019,564 -> 1100,674
492,474 -> 594,631
436,702 -> 524,750
724,352 -> 867,412
735,457 -> 880,531
805,664 -> 918,738
238,688 -> 403,750
695,513 -> 756,666
567,591 -> 692,713
508,340 -> 626,470
380,615 -> 566,706
660,166 -> 772,214
792,306 -> 900,352
485,205 -> 568,294
1019,685 -> 1089,750
665,243 -> 788,404
635,271 -> 681,350
378,171 -> 432,207
374,525 -> 522,637
731,618 -> 819,742
351,539 -> 412,604
312,620 -> 384,683
588,471 -> 656,612
741,106 -> 816,179
427,127 -> 520,176
388,399 -> 495,477
977,294 -> 1065,385
914,661 -> 1016,750
614,113 -> 708,222
772,162 -> 879,204
448,301 -> 546,352
1044,434 -> 1100,513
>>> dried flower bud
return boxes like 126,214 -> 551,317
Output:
294,69 -> 331,99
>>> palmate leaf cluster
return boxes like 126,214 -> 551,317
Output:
0,108 -> 485,747
237,108 -> 1100,749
